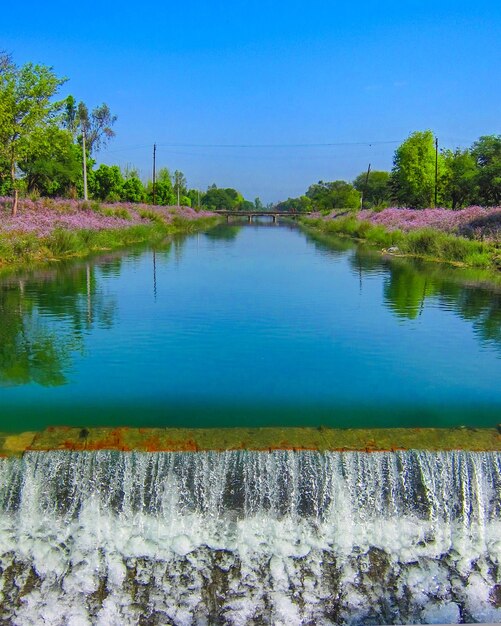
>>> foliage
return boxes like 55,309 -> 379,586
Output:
305,180 -> 360,210
390,130 -> 442,209
77,102 -> 117,155
353,170 -> 391,209
471,135 -> 501,206
19,126 -> 82,197
441,148 -> 477,209
202,186 -> 244,211
89,164 -> 124,201
275,195 -> 313,213
0,58 -> 66,212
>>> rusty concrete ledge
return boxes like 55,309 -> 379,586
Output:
0,426 -> 500,457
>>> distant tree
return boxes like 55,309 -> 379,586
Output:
146,167 -> 175,205
306,180 -> 360,210
390,130 -> 442,208
187,188 -> 204,210
62,95 -> 79,141
121,170 -> 145,202
254,197 -> 264,210
173,170 -> 187,204
202,186 -> 244,211
441,148 -> 477,209
353,170 -> 391,208
89,164 -> 124,201
471,135 -> 501,206
275,195 -> 312,213
0,58 -> 65,214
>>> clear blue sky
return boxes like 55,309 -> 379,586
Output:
3,0 -> 500,202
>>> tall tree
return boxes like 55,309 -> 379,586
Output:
77,102 -> 117,155
441,148 -> 477,209
0,59 -> 65,214
471,135 -> 501,206
390,130 -> 442,209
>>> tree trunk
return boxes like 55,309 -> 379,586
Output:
12,189 -> 18,217
10,159 -> 18,217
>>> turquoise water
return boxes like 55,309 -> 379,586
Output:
1,221 -> 500,431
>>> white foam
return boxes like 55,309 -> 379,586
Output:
0,449 -> 499,624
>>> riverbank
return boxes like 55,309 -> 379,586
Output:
301,206 -> 501,270
0,197 -> 218,270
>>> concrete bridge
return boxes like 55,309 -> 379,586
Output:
213,210 -> 312,223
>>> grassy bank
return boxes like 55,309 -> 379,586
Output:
302,212 -> 501,270
0,198 -> 218,270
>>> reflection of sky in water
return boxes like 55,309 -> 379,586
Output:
0,223 -> 500,430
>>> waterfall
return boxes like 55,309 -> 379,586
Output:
0,450 -> 500,625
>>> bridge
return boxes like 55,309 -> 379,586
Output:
213,210 -> 312,223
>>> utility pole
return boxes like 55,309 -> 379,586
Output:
152,143 -> 157,205
82,128 -> 88,201
361,163 -> 371,210
434,137 -> 439,208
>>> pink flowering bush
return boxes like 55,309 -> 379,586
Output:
356,207 -> 501,242
0,197 -> 214,238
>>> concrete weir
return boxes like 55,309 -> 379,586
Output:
1,427 -> 501,624
1,425 -> 501,456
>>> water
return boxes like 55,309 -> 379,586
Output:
0,221 -> 500,430
0,449 -> 500,624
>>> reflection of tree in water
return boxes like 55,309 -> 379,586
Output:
303,228 -> 353,258
0,261 -> 118,387
204,224 -> 242,241
383,264 -> 437,320
346,244 -> 501,350
437,283 -> 501,347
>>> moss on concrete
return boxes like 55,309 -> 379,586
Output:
0,426 -> 499,457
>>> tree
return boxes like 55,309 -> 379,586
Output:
146,167 -> 175,205
353,170 -> 391,208
0,59 -> 65,214
201,186 -> 244,211
306,180 -> 360,210
441,148 -> 477,209
471,135 -> 501,206
89,164 -> 124,201
121,169 -> 145,203
77,102 -> 117,155
275,195 -> 312,213
19,126 -> 82,197
173,170 -> 187,205
390,130 -> 442,209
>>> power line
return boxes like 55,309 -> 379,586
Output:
104,139 -> 402,154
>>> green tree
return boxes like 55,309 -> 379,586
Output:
202,186 -> 244,211
390,130 -> 442,208
147,167 -> 175,205
77,102 -> 117,155
19,126 -> 82,197
89,164 -> 124,201
353,170 -> 391,209
471,135 -> 501,206
0,58 -> 65,214
121,170 -> 145,202
441,148 -> 477,209
275,195 -> 313,213
306,180 -> 360,210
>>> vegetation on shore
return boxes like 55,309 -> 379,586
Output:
301,209 -> 501,270
0,197 -> 218,269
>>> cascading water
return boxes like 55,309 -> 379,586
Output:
0,450 -> 500,625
